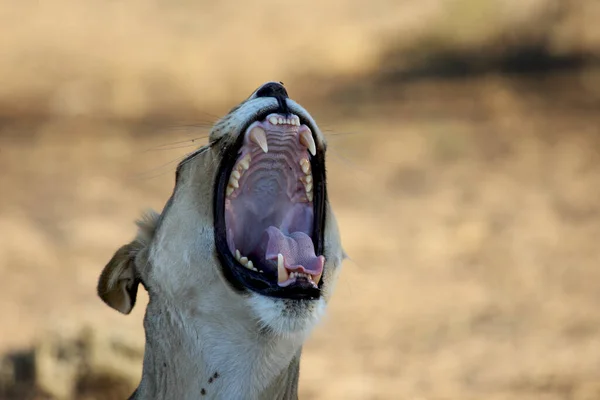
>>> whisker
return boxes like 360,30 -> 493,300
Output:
322,128 -> 363,138
144,136 -> 209,152
167,123 -> 214,131
327,147 -> 372,176
127,154 -> 191,182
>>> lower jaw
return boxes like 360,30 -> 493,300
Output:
248,292 -> 327,335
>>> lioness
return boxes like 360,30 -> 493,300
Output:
98,82 -> 343,399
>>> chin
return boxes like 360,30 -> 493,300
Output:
247,293 -> 327,338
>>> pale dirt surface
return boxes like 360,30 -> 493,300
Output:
2,71 -> 600,399
2,0 -> 600,398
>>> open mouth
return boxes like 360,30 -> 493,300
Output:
214,110 -> 326,300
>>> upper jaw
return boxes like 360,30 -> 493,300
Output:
213,98 -> 327,300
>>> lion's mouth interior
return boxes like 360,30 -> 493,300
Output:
223,113 -> 324,289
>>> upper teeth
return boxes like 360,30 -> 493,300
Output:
249,126 -> 268,153
227,154 -> 251,198
269,114 -> 300,126
299,158 -> 310,174
299,130 -> 316,156
299,158 -> 313,202
238,154 -> 251,171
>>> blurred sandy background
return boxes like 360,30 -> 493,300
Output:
1,0 -> 600,399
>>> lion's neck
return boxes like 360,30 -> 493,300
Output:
131,299 -> 304,400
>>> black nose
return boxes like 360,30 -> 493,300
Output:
255,82 -> 289,99
254,82 -> 290,114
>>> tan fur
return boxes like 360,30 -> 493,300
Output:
97,84 -> 343,399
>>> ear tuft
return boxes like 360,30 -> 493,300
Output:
97,210 -> 159,314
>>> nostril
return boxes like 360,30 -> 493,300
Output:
255,82 -> 289,99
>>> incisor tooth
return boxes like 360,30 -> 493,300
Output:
249,126 -> 268,153
269,116 -> 278,125
277,253 -> 288,284
299,130 -> 316,156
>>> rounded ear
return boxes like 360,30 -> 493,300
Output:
97,243 -> 142,314
97,210 -> 159,314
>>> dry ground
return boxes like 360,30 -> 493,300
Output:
1,70 -> 600,399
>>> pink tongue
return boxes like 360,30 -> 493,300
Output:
264,226 -> 324,275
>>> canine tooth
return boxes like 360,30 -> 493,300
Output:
235,249 -> 241,260
269,116 -> 278,125
299,130 -> 316,156
277,254 -> 289,284
226,186 -> 234,197
313,271 -> 322,285
249,126 -> 268,153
